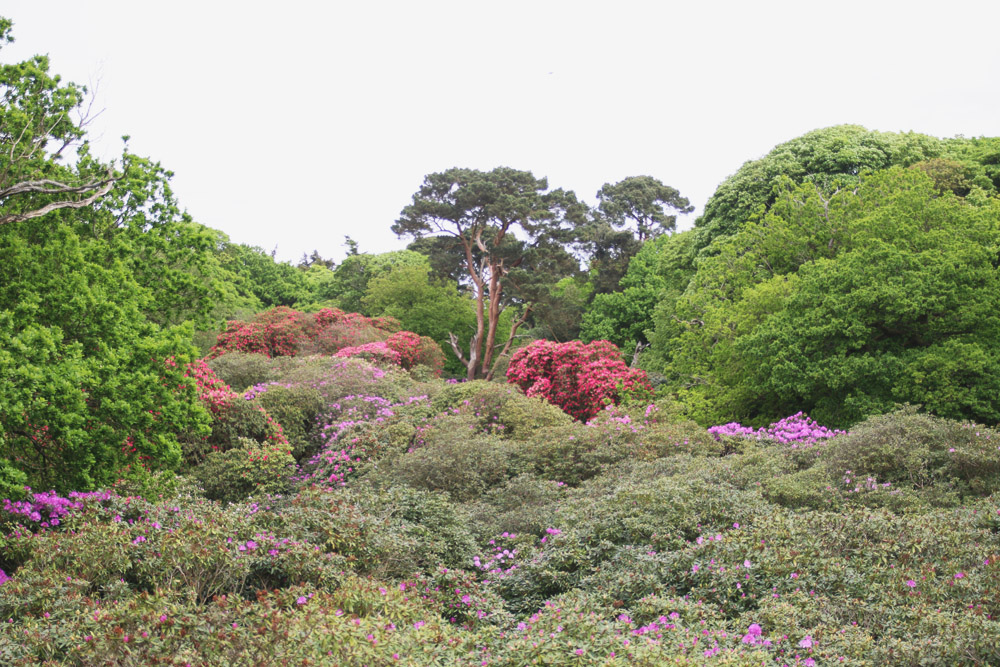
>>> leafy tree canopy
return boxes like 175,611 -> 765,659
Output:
657,167 -> 1000,428
0,19 -> 212,491
393,167 -> 586,380
596,175 -> 693,242
692,125 -> 1000,252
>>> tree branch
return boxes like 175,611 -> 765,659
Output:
0,169 -> 118,226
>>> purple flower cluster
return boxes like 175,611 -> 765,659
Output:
297,394 -> 431,488
472,533 -> 519,582
2,488 -> 112,528
709,412 -> 845,448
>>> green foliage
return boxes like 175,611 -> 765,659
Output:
596,175 -> 693,242
0,232 -> 210,491
362,262 -> 477,375
696,125 -> 948,249
256,385 -> 326,459
582,230 -> 698,355
432,381 -> 572,440
207,351 -> 297,390
384,416 -> 523,502
394,166 -> 588,379
322,249 -> 431,314
179,395 -> 284,467
216,241 -> 309,308
656,168 -> 1000,428
822,407 -> 1000,500
353,485 -> 478,579
192,438 -> 296,503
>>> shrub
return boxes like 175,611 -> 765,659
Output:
210,307 -> 404,359
353,486 -> 478,578
209,306 -> 311,358
207,352 -> 297,391
300,320 -> 389,356
821,406 -> 1000,499
385,417 -> 523,502
507,339 -> 653,421
436,382 -> 572,440
465,474 -> 565,539
193,438 -> 296,503
334,340 -> 403,366
179,360 -> 288,466
254,385 -> 326,460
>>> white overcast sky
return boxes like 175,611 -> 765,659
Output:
4,1 -> 999,263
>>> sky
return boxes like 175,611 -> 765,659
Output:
3,1 -> 999,263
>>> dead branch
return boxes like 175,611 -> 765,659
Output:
0,168 -> 118,226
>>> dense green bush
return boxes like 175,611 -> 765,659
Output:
207,351 -> 297,390
385,417 -> 523,502
179,395 -> 286,466
192,438 -> 296,502
353,485 -> 478,578
255,384 -> 326,459
821,407 -> 1000,499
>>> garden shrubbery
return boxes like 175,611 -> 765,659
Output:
5,322 -> 1000,665
507,339 -> 653,421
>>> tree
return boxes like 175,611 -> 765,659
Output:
694,125 -> 947,252
0,18 -> 212,491
393,167 -> 586,380
216,242 -> 309,308
659,168 -> 1000,428
321,249 -> 430,314
596,175 -> 692,242
581,229 -> 698,361
0,19 -> 119,227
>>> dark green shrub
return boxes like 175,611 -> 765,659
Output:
192,438 -> 296,502
354,486 -> 477,578
386,418 -> 523,502
255,385 -> 325,459
822,407 -> 1000,499
465,474 -> 565,539
179,395 -> 286,467
762,466 -> 837,510
207,351 -> 295,390
449,382 -> 572,440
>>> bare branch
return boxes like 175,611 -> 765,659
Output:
447,332 -> 469,366
630,341 -> 650,368
0,168 -> 118,226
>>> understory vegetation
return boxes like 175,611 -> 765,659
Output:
2,16 -> 1000,666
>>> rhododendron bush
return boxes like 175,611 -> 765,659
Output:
506,340 -> 653,421
209,307 -> 400,359
208,307 -> 443,375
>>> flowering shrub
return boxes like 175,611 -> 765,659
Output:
1,488 -> 111,530
209,307 -> 402,359
193,438 -> 296,503
709,412 -> 846,448
179,361 -> 289,467
334,341 -> 403,366
506,340 -> 653,421
208,307 -> 445,377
